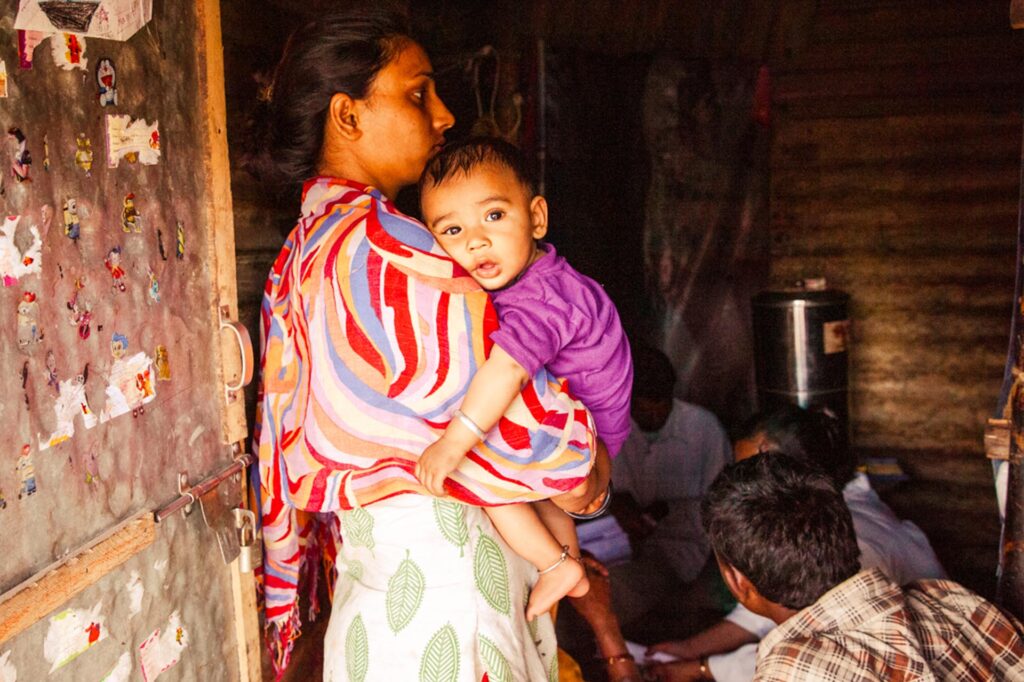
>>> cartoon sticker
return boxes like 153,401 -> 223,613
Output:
39,371 -> 97,450
45,350 -> 59,393
0,61 -> 7,98
43,134 -> 49,171
8,128 -> 31,183
75,133 -> 93,175
63,197 -> 81,241
17,30 -> 46,69
43,603 -> 106,672
0,216 -> 42,286
67,277 -> 92,339
122,192 -> 141,233
147,268 -> 159,303
139,611 -> 188,682
16,291 -> 41,350
101,334 -> 155,420
16,444 -> 36,498
175,220 -> 184,259
84,450 -> 99,485
155,345 -> 170,381
104,246 -> 126,292
105,114 -> 160,167
96,57 -> 116,106
51,33 -> 87,71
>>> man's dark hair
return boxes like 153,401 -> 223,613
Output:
630,341 -> 676,403
702,452 -> 860,610
737,405 -> 853,488
420,136 -> 535,196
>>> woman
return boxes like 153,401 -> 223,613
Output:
247,6 -> 610,680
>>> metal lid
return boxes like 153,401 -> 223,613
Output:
752,289 -> 850,308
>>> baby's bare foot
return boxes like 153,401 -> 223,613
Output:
526,554 -> 586,621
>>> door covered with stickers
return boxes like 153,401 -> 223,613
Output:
0,1 -> 259,681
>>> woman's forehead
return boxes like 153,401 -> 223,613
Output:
382,41 -> 432,82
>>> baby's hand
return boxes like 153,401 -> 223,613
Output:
415,438 -> 466,496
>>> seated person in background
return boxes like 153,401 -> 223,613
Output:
609,342 -> 734,635
650,405 -> 946,681
650,453 -> 1024,682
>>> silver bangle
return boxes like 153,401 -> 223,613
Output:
453,409 -> 486,441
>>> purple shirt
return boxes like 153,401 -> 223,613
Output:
490,244 -> 633,455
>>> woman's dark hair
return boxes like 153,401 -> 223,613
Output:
702,452 -> 861,610
244,4 -> 412,190
737,404 -> 853,488
419,136 -> 536,196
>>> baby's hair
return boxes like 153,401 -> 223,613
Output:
420,136 -> 536,196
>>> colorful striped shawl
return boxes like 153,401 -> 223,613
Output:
256,177 -> 595,672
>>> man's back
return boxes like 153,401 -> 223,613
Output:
755,569 -> 1024,682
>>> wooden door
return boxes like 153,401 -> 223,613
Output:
0,1 -> 260,680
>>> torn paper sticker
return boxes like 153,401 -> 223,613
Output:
38,372 -> 97,451
0,61 -> 7,98
99,344 -> 155,422
126,571 -> 143,617
51,32 -> 86,70
100,652 -> 130,682
105,114 -> 159,167
0,649 -> 15,682
0,216 -> 42,287
16,0 -> 153,42
17,30 -> 46,69
43,603 -> 106,672
139,611 -> 188,682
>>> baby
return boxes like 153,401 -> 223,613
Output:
416,137 -> 632,619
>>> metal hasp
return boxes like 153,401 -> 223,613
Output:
154,453 -> 253,524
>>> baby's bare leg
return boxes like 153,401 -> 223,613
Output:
485,503 -> 588,620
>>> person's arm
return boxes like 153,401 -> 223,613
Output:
415,345 -> 527,495
568,558 -> 643,682
648,619 -> 759,660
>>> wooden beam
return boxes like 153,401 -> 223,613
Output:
196,0 -> 262,679
0,512 -> 155,644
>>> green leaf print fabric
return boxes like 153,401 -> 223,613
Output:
322,496 -> 557,681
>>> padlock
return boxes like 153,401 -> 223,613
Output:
238,516 -> 255,574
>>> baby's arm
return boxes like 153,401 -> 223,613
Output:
415,344 -> 529,495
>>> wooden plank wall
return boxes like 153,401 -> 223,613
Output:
771,1 -> 1021,456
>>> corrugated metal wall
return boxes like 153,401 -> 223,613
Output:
770,1 -> 1022,455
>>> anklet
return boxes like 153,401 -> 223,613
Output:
538,545 -> 573,575
453,409 -> 486,440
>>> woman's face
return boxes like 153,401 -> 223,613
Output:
355,41 -> 454,197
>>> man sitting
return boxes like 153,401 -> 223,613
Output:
651,453 -> 1024,681
608,343 -> 734,637
649,405 -> 946,680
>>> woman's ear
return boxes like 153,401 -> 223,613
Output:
327,92 -> 361,141
529,195 -> 549,240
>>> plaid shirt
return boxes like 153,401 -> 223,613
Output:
755,568 -> 1024,681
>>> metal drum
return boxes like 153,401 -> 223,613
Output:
751,289 -> 851,436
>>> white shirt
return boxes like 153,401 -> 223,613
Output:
612,400 -> 733,582
711,472 -> 946,681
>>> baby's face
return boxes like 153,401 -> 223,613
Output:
422,163 -> 548,290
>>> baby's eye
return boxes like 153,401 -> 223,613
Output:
441,225 -> 462,237
485,210 -> 504,222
